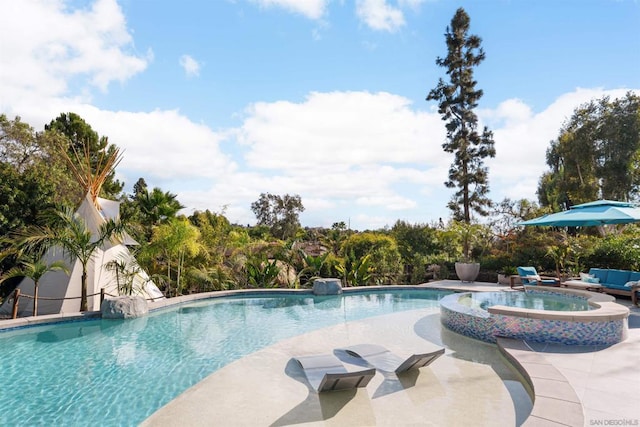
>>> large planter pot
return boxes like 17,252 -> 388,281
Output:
455,262 -> 480,282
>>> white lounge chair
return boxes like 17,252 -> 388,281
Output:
340,344 -> 444,374
294,353 -> 376,392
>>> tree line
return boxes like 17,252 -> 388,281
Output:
1,90 -> 639,306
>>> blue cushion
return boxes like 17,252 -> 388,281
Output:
584,276 -> 600,284
589,268 -> 609,283
517,266 -> 540,285
517,266 -> 538,277
629,271 -> 640,282
606,269 -> 631,286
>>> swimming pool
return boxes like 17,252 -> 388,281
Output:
0,289 -> 451,426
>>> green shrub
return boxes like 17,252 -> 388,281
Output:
340,232 -> 403,285
582,234 -> 640,270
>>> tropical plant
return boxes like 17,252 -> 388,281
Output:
136,186 -> 184,227
340,232 -> 403,285
445,220 -> 489,262
336,254 -> 372,287
298,251 -> 329,286
274,240 -> 304,288
104,256 -> 147,296
11,206 -> 125,311
0,253 -> 68,316
545,240 -> 571,278
320,221 -> 350,255
186,265 -> 235,292
246,257 -> 281,288
148,217 -> 202,296
499,265 -> 518,276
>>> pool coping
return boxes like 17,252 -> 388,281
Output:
0,310 -> 101,331
497,337 -> 584,426
487,285 -> 629,322
0,285 -> 448,332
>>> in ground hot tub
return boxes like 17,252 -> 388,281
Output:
440,286 -> 629,345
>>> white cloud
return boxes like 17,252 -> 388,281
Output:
249,0 -> 328,20
179,55 -> 201,77
356,0 -> 405,32
0,0 -> 149,104
238,91 -> 446,169
398,0 -> 427,10
79,108 -> 234,181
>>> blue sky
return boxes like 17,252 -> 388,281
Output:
1,0 -> 639,230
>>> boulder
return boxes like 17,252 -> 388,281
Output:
101,296 -> 148,319
312,278 -> 343,296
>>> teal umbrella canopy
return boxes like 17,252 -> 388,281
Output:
519,200 -> 640,227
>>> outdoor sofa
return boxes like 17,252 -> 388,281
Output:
563,268 -> 640,305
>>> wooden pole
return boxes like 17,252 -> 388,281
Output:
11,289 -> 20,319
100,288 -> 105,307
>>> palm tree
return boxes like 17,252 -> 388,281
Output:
16,206 -> 125,311
147,217 -> 201,296
137,187 -> 184,226
104,256 -> 145,296
0,254 -> 68,316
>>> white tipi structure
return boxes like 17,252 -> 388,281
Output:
0,195 -> 165,317
0,146 -> 164,317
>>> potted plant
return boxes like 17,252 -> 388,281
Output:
498,265 -> 517,285
447,221 -> 486,282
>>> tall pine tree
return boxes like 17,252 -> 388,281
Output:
427,8 -> 495,224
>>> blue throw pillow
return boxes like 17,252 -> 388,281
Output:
584,277 -> 600,284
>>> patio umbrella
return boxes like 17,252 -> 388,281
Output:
519,200 -> 640,227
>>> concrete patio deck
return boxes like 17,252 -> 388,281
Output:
143,280 -> 640,426
143,307 -> 532,427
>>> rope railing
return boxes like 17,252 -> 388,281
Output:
14,291 -> 104,300
9,288 -> 161,319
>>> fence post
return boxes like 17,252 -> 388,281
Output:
100,288 -> 105,306
12,289 -> 20,319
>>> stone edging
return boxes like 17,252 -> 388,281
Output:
0,285 -> 438,332
0,311 -> 101,332
497,337 -> 584,426
487,286 -> 629,322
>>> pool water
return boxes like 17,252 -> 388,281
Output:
459,291 -> 592,312
0,289 -> 450,426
